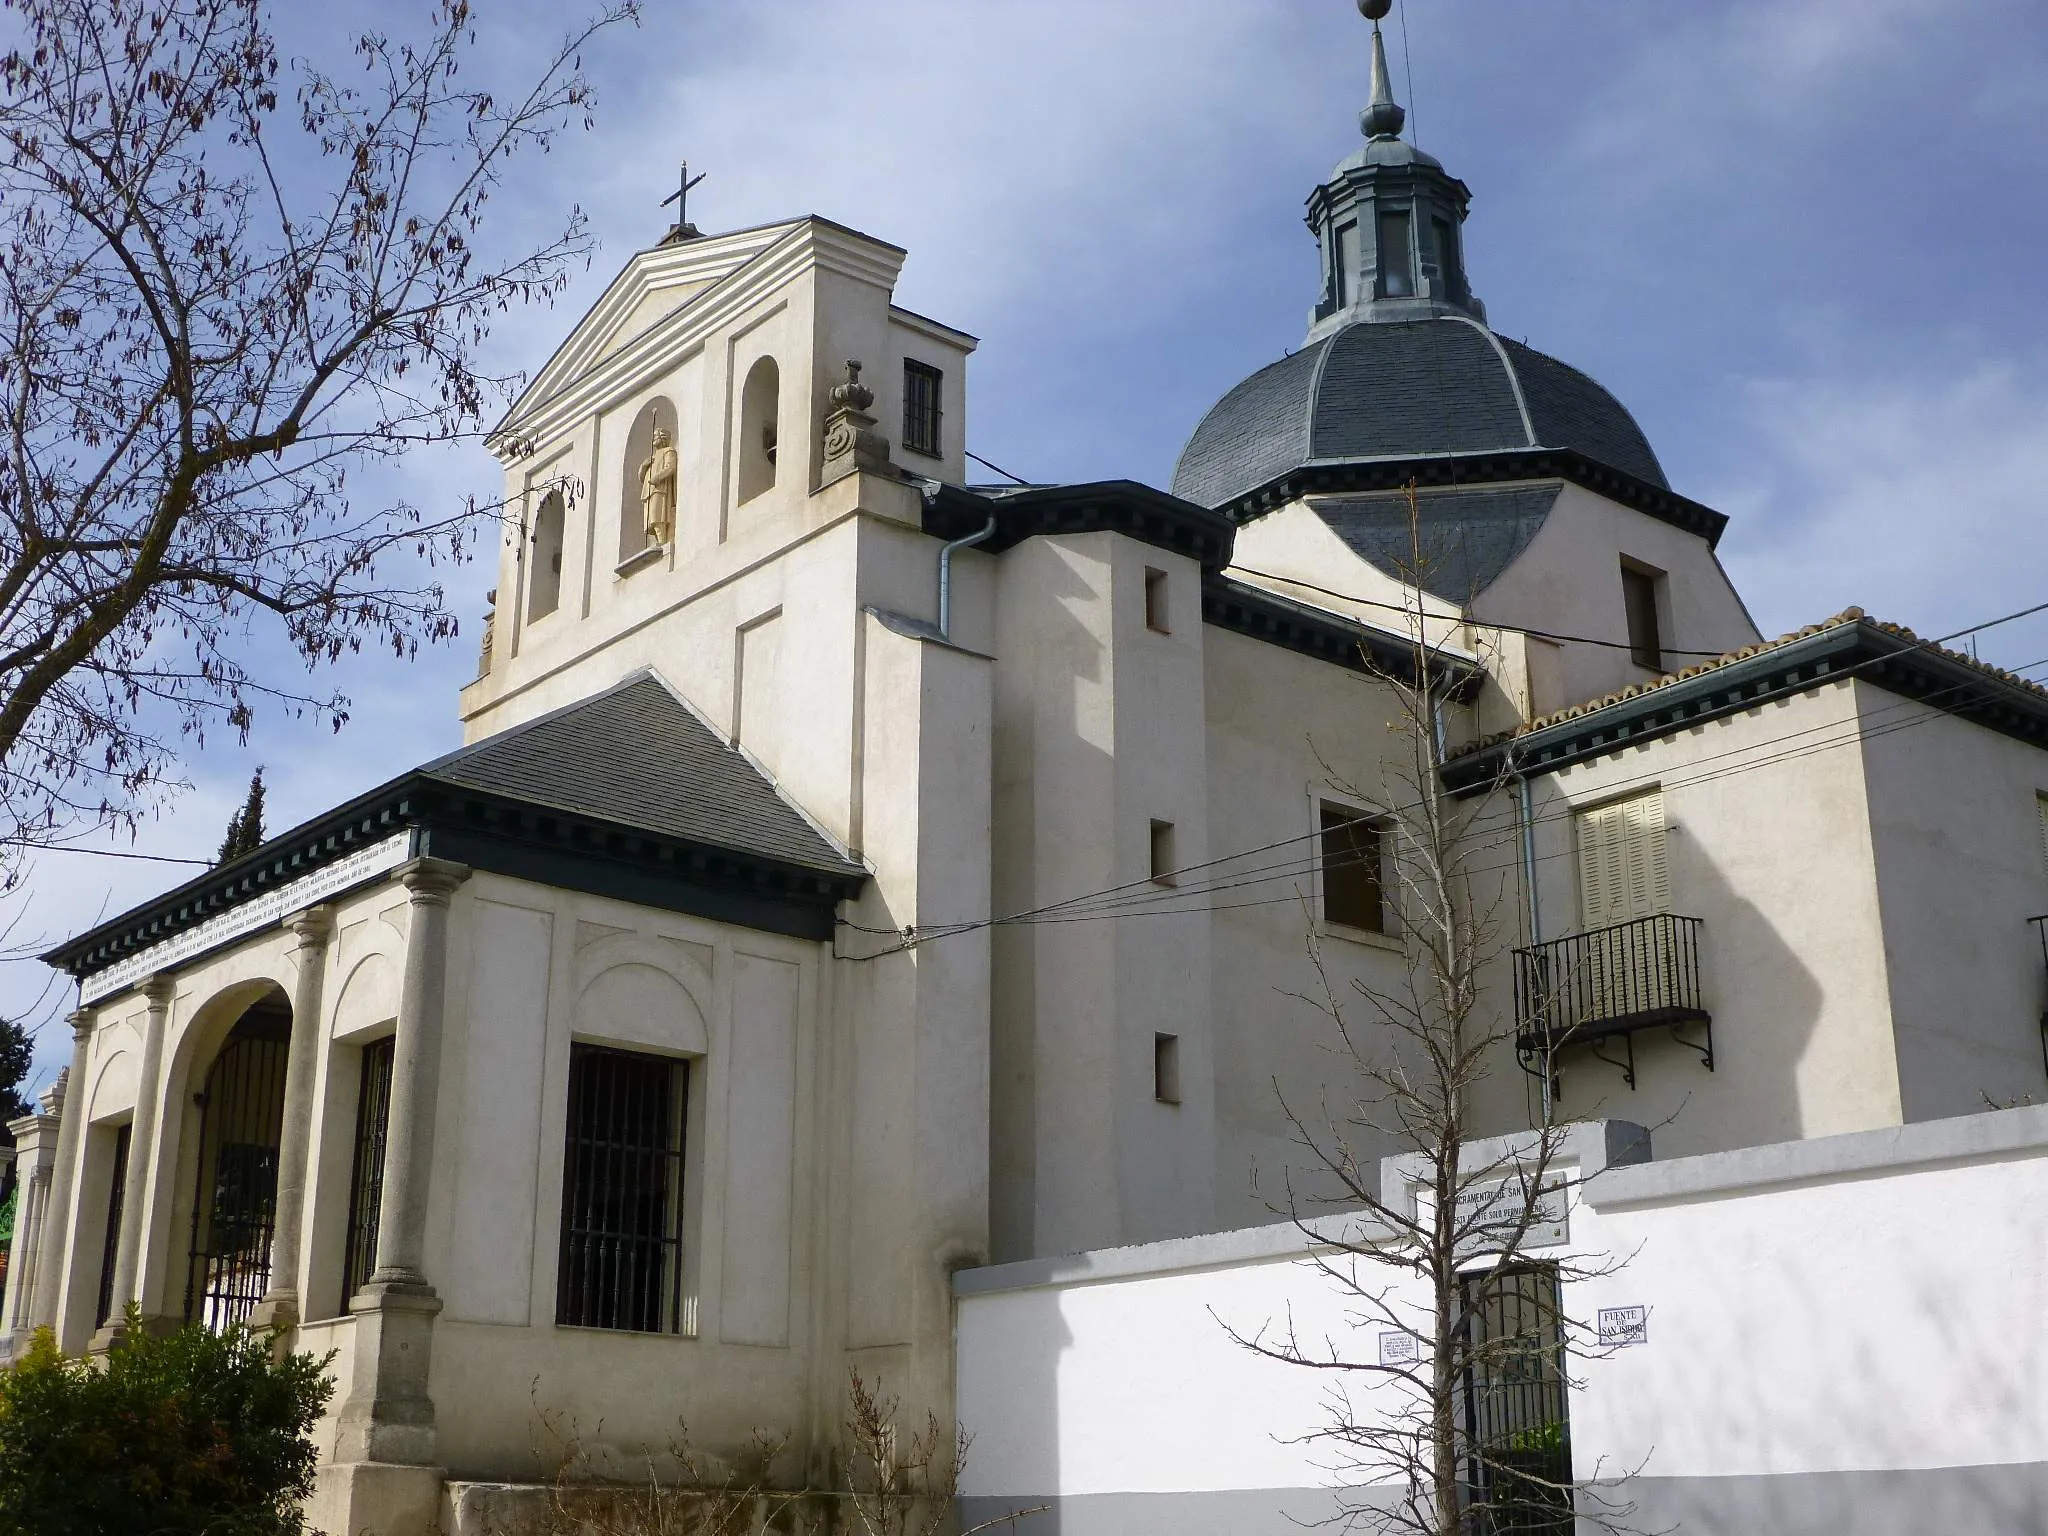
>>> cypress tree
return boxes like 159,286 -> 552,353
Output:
217,769 -> 267,865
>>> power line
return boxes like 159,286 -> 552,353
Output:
837,597 -> 2048,956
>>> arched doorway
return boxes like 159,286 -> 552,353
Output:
181,989 -> 292,1330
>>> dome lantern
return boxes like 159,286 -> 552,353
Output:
1305,4 -> 1481,338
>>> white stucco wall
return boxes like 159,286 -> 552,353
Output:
955,1107 -> 2048,1528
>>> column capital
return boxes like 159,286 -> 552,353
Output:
65,1008 -> 94,1044
141,973 -> 176,1010
285,903 -> 335,950
397,857 -> 469,906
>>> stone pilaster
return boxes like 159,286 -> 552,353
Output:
250,907 -> 335,1336
322,858 -> 467,1536
31,1012 -> 93,1343
90,975 -> 174,1352
0,1085 -> 63,1355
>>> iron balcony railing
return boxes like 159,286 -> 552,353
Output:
1512,913 -> 1710,1088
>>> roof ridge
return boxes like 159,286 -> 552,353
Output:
419,668 -> 663,773
1442,313 -> 1535,448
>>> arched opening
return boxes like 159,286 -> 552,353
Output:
181,988 -> 292,1331
527,489 -> 565,620
618,396 -> 677,565
737,356 -> 779,505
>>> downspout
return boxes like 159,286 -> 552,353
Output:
1514,753 -> 1550,1122
937,512 -> 999,642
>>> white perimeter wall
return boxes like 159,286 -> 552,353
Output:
955,1106 -> 2048,1506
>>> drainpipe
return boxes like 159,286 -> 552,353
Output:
936,512 -> 998,642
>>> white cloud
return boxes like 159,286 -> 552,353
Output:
1713,359 -> 2048,667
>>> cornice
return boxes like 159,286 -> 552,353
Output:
1202,573 -> 1480,697
1223,449 -> 1728,550
921,481 -> 1239,570
1442,617 -> 2048,796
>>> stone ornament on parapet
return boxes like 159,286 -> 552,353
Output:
822,358 -> 893,485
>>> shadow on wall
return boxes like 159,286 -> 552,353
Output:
1544,843 -> 1824,1159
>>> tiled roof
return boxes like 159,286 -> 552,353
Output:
419,672 -> 860,878
1170,316 -> 1667,510
1444,607 -> 2048,788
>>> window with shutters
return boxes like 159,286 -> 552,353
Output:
1574,790 -> 1669,931
2036,793 -> 2048,878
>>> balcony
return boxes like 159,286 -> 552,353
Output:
1512,913 -> 1711,1089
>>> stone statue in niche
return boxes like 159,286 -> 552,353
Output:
478,589 -> 497,675
638,425 -> 679,546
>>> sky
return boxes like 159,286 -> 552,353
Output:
10,0 -> 2048,1081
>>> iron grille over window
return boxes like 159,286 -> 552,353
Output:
1460,1263 -> 1574,1535
902,359 -> 943,459
340,1036 -> 396,1304
95,1123 -> 132,1328
556,1044 -> 687,1334
1322,803 -> 1388,933
183,999 -> 291,1331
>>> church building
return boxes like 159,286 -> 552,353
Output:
6,10 -> 2048,1533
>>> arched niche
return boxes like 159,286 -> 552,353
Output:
618,396 -> 678,565
576,961 -> 709,1058
527,488 -> 565,621
736,356 -> 779,506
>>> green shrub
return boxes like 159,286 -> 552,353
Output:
0,1307 -> 335,1536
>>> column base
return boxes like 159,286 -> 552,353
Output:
246,1293 -> 300,1336
309,1458 -> 446,1536
333,1282 -> 444,1467
87,1311 -> 180,1355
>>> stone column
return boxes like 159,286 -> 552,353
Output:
90,975 -> 174,1350
0,1086 -> 63,1354
329,856 -> 467,1506
250,907 -> 334,1335
31,1012 -> 93,1340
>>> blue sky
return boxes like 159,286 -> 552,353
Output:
11,0 -> 2048,1077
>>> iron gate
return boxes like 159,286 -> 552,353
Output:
340,1035 -> 395,1302
94,1123 -> 131,1328
183,997 -> 291,1330
1460,1263 -> 1574,1535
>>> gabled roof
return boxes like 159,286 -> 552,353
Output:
1442,610 -> 2048,795
47,674 -> 865,984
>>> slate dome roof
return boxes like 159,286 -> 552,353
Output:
1170,315 -> 1668,511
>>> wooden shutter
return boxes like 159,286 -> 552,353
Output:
1575,790 -> 1667,929
2037,793 -> 2048,875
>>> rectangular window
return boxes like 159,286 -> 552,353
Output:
902,359 -> 944,459
1333,220 -> 1358,306
1621,560 -> 1664,672
339,1036 -> 395,1304
1149,819 -> 1177,886
1321,803 -> 1388,934
1574,789 -> 1669,929
557,1043 -> 688,1334
1144,566 -> 1171,633
1153,1034 -> 1182,1105
1377,208 -> 1415,298
1459,1262 -> 1573,1532
1431,215 -> 1459,295
95,1123 -> 132,1329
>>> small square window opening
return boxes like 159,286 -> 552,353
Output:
1154,1033 -> 1182,1105
1149,819 -> 1177,886
903,359 -> 944,459
1144,567 -> 1170,633
1321,802 -> 1387,934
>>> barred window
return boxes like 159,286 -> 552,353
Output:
556,1044 -> 688,1334
1322,802 -> 1388,934
902,359 -> 943,459
95,1123 -> 131,1328
340,1036 -> 395,1304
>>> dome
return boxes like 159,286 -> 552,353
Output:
1170,315 -> 1668,510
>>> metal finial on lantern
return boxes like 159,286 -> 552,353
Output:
1357,0 -> 1406,140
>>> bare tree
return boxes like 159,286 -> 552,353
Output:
0,0 -> 629,869
1228,485 -> 1641,1536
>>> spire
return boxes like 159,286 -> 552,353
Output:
1359,0 -> 1406,141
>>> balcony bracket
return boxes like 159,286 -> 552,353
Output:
1670,1018 -> 1715,1073
1587,1032 -> 1636,1090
